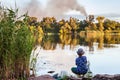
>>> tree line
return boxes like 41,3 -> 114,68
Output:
28,15 -> 120,34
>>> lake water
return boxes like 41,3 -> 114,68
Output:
30,33 -> 120,76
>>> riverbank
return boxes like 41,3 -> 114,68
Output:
28,74 -> 120,80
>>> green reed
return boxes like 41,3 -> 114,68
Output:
0,5 -> 34,79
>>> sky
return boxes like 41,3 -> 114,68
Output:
0,0 -> 120,16
79,0 -> 120,15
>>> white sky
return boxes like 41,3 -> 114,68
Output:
0,0 -> 120,15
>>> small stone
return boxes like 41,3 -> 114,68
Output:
48,71 -> 55,73
28,75 -> 55,80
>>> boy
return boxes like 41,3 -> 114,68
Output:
71,48 -> 88,75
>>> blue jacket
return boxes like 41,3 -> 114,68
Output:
76,56 -> 88,74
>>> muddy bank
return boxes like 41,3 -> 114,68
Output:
92,74 -> 120,80
28,75 -> 55,80
28,74 -> 120,80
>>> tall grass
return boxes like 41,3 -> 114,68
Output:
0,5 -> 34,79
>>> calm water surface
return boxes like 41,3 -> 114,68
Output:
30,34 -> 120,76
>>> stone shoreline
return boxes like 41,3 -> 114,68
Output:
28,74 -> 120,80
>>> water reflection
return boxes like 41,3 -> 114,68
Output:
31,33 -> 120,76
36,33 -> 120,51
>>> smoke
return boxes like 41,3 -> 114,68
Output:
23,0 -> 46,19
46,0 -> 87,16
24,0 -> 87,19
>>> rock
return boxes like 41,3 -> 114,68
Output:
52,73 -> 59,79
92,74 -> 120,80
58,70 -> 68,78
48,71 -> 55,74
28,75 -> 55,80
67,76 -> 83,80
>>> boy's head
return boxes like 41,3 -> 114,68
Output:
77,48 -> 85,56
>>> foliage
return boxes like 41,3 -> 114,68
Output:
96,16 -> 105,31
25,15 -> 120,34
0,5 -> 34,79
104,19 -> 120,31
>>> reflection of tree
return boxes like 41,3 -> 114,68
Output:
104,33 -> 120,47
40,35 -> 59,50
43,40 -> 56,50
59,34 -> 79,49
83,32 -> 97,52
98,35 -> 104,49
36,33 -> 120,51
83,32 -> 104,50
87,38 -> 94,51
